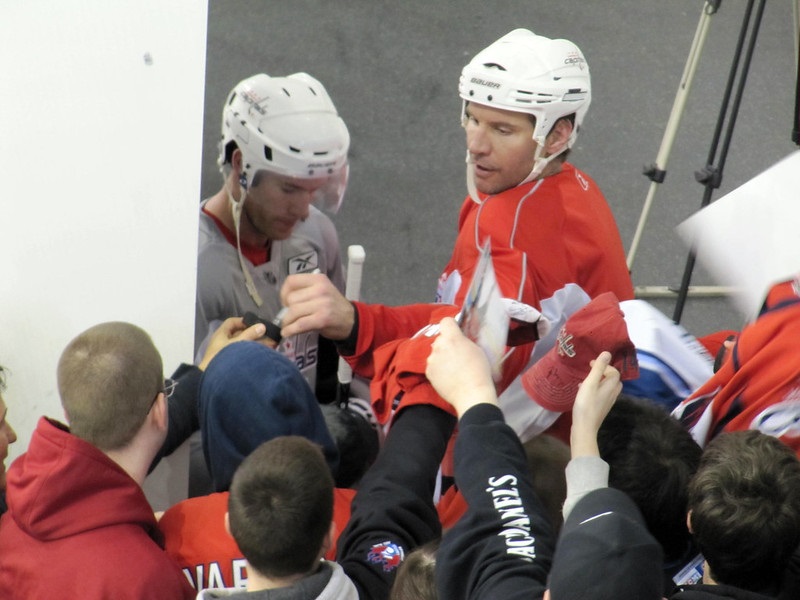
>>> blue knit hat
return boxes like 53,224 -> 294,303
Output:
199,341 -> 339,491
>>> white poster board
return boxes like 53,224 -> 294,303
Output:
677,150 -> 800,320
0,1 -> 207,508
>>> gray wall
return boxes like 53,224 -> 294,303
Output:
202,1 -> 798,337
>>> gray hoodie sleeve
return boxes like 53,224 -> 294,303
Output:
561,455 -> 609,520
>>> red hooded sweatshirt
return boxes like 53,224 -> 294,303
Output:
0,417 -> 194,599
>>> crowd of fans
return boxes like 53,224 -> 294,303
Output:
0,26 -> 798,600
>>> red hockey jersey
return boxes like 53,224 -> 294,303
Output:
159,488 -> 356,591
345,164 -> 633,423
673,276 -> 800,454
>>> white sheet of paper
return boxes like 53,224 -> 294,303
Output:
676,150 -> 800,320
458,241 -> 509,380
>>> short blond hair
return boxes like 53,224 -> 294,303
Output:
57,322 -> 162,451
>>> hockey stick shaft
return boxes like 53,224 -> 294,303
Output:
336,245 -> 366,402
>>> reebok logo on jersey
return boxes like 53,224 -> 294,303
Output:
288,251 -> 319,274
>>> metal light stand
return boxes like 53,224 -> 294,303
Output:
672,0 -> 768,322
627,0 -> 721,274
794,0 -> 800,146
629,0 -> 800,322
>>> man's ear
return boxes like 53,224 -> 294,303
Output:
153,392 -> 168,433
321,521 -> 336,556
224,512 -> 232,537
686,510 -> 694,533
544,118 -> 573,157
231,148 -> 243,171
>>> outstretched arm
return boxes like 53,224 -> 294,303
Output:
562,351 -> 620,520
196,316 -> 268,370
337,404 -> 456,600
425,317 -> 499,416
427,318 -> 553,600
569,351 -> 621,458
279,273 -> 356,341
280,272 -> 447,380
150,317 -> 268,471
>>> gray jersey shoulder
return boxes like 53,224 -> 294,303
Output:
195,202 -> 345,388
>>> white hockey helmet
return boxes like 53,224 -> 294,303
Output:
459,29 -> 591,185
219,72 -> 350,213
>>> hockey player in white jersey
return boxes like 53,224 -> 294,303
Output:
196,72 -> 349,402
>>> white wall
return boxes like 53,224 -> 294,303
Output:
0,0 -> 207,495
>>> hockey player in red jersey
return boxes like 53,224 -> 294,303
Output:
279,29 -> 633,430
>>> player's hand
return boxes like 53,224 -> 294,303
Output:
198,316 -> 272,371
570,351 -> 621,458
426,317 -> 498,418
279,273 -> 355,341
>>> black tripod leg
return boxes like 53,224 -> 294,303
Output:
793,16 -> 800,145
673,0 -> 768,323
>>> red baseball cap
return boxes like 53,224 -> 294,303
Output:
522,292 -> 639,412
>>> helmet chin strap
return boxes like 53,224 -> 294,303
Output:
462,102 -> 484,205
522,125 -> 578,184
466,134 -> 570,200
465,151 -> 483,204
226,180 -> 264,307
521,138 -> 567,184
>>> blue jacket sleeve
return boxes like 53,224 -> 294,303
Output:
436,403 -> 554,600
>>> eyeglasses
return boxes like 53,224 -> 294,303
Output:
162,378 -> 178,400
147,378 -> 179,414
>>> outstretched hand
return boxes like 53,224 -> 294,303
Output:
198,317 -> 272,371
279,273 -> 355,341
570,351 -> 621,458
425,317 -> 498,419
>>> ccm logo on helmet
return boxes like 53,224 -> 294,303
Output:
564,55 -> 586,68
470,77 -> 501,89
